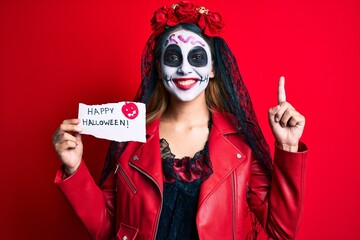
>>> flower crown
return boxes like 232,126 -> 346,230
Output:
150,0 -> 225,38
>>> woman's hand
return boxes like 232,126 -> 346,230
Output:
268,77 -> 305,152
52,119 -> 83,175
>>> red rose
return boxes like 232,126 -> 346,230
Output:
175,0 -> 198,24
166,7 -> 179,27
176,0 -> 196,15
198,11 -> 224,37
151,6 -> 168,31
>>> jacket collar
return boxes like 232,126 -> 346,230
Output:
198,111 -> 246,207
146,117 -> 160,138
127,117 -> 163,193
211,110 -> 239,135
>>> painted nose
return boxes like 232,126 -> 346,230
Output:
177,60 -> 192,75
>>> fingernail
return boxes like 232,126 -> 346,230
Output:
275,117 -> 279,122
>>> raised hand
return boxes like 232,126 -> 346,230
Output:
52,119 -> 83,175
268,76 -> 305,152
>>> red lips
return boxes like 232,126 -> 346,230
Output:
172,78 -> 199,90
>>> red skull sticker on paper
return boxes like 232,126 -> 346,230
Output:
121,102 -> 139,120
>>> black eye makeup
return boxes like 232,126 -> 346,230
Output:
188,46 -> 208,67
163,44 -> 182,67
163,45 -> 209,68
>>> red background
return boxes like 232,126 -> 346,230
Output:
1,0 -> 359,239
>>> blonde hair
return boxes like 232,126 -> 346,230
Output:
146,81 -> 168,124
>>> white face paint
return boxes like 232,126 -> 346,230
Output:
160,29 -> 213,102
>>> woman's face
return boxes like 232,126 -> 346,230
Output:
160,29 -> 214,102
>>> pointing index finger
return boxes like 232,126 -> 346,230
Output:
278,76 -> 286,104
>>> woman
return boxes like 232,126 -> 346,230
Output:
53,1 -> 307,239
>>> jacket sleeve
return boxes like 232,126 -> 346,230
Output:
247,142 -> 308,239
54,161 -> 116,240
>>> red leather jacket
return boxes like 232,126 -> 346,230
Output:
55,111 -> 307,240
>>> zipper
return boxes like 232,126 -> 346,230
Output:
129,162 -> 163,239
115,164 -> 137,194
231,173 -> 236,240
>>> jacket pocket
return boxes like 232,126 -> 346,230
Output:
115,164 -> 137,194
116,223 -> 139,240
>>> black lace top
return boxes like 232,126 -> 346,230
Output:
155,138 -> 213,240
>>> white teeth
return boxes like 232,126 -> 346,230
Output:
177,80 -> 196,86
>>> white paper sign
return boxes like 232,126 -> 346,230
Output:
78,102 -> 146,143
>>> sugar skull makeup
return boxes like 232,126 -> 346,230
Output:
160,29 -> 214,102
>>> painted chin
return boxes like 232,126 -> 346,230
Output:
172,78 -> 199,90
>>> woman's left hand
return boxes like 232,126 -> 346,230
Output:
268,76 -> 305,152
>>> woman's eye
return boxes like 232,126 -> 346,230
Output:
188,47 -> 208,67
164,53 -> 182,67
168,55 -> 180,61
192,54 -> 204,60
163,45 -> 183,67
